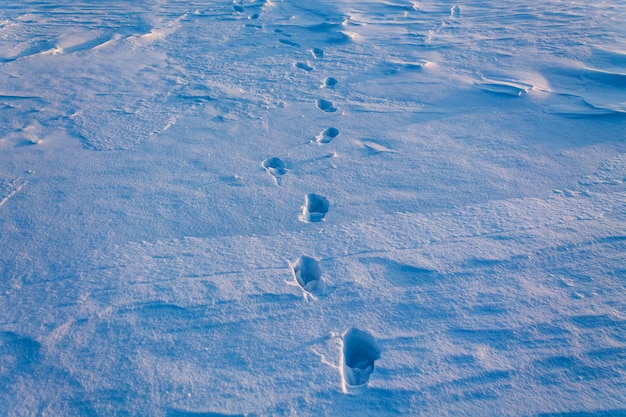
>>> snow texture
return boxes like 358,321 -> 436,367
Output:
1,0 -> 625,416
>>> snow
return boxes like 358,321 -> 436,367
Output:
1,0 -> 625,416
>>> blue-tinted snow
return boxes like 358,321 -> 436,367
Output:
1,0 -> 625,415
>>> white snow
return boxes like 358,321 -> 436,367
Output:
1,0 -> 625,416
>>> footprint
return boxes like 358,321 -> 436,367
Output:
279,39 -> 300,47
261,157 -> 287,185
315,127 -> 339,144
233,5 -> 244,12
312,48 -> 324,59
322,77 -> 338,88
291,255 -> 323,294
295,62 -> 314,72
316,99 -> 337,113
299,193 -> 329,223
341,328 -> 381,390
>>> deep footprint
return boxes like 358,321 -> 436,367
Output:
261,157 -> 287,184
295,62 -> 314,72
342,328 -> 381,389
292,255 -> 322,294
312,48 -> 324,59
316,99 -> 337,112
299,193 -> 329,222
279,39 -> 300,47
322,77 -> 338,88
316,127 -> 339,144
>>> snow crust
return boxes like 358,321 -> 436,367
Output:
1,0 -> 625,415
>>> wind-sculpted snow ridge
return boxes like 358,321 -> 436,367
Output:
0,2 -> 154,63
3,0 -> 621,150
1,0 -> 626,416
0,1 -> 193,150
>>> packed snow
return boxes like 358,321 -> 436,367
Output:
1,0 -> 625,416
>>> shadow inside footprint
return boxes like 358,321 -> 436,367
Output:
342,328 -> 381,389
316,127 -> 339,144
312,48 -> 324,59
299,193 -> 329,223
292,255 -> 323,294
295,62 -> 314,72
262,157 -> 287,184
322,77 -> 338,88
316,99 -> 337,113
262,157 -> 286,175
279,39 -> 300,47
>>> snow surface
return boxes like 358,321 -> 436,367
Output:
1,0 -> 625,415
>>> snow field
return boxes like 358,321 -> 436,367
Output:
1,0 -> 626,416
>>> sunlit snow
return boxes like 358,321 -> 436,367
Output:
1,1 -> 625,416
